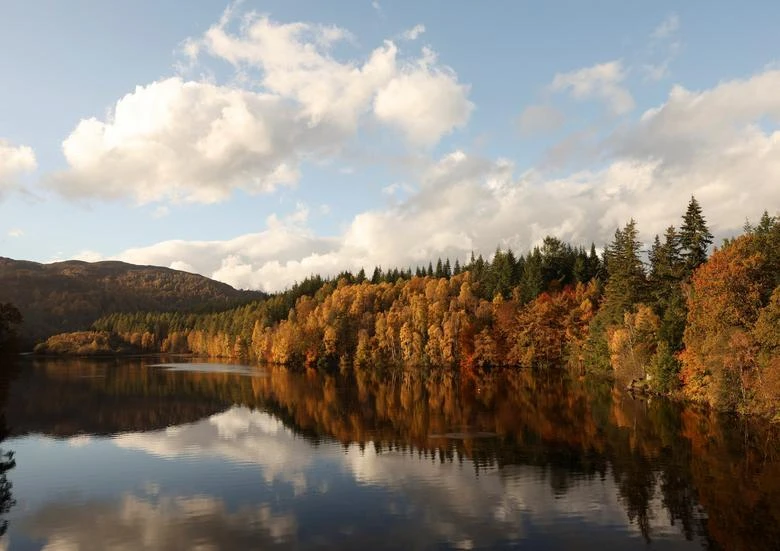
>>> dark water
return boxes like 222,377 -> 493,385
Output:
0,357 -> 778,550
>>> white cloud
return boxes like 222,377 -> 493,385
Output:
643,15 -> 681,82
652,14 -> 680,40
374,48 -> 473,146
381,182 -> 415,196
52,10 -> 472,203
0,139 -> 36,196
401,24 -> 426,41
642,60 -> 671,82
111,206 -> 337,291
169,260 -> 195,273
551,60 -> 635,115
197,12 -> 471,147
50,78 -> 317,204
72,250 -> 104,262
96,67 -> 780,292
6,228 -> 23,238
516,104 -> 565,136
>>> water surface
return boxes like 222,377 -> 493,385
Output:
0,357 -> 777,550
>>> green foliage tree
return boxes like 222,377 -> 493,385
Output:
679,196 -> 713,277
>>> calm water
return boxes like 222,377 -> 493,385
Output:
0,357 -> 778,550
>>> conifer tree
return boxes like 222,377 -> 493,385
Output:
588,243 -> 602,281
680,196 -> 713,276
521,247 -> 543,303
600,219 -> 648,324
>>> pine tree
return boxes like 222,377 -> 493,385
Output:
587,243 -> 601,281
601,219 -> 648,323
521,247 -> 543,303
453,259 -> 461,275
649,226 -> 686,352
680,196 -> 713,276
573,248 -> 589,283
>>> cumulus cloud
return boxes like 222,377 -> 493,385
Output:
51,10 -> 472,203
196,12 -> 471,147
110,206 -> 337,290
516,104 -> 566,136
551,60 -> 635,115
49,78 -> 318,204
374,48 -> 473,146
93,67 -> 780,292
0,139 -> 36,196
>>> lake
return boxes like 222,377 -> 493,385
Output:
0,357 -> 777,550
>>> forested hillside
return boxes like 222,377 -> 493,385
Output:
0,258 -> 264,348
38,200 -> 780,418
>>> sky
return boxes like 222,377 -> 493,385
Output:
1,0 -> 779,292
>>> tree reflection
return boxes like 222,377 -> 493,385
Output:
0,357 -> 19,536
8,357 -> 780,549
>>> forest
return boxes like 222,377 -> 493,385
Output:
33,198 -> 780,419
0,258 -> 264,347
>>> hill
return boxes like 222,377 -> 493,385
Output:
0,257 -> 264,349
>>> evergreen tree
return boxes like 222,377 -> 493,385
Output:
679,196 -> 713,276
435,258 -> 444,278
601,219 -> 648,324
573,248 -> 588,283
453,259 -> 461,275
588,243 -> 602,281
521,247 -> 543,303
356,268 -> 366,283
540,236 -> 573,289
491,249 -> 515,299
649,226 -> 686,352
371,267 -> 382,284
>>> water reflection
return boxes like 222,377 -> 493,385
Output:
0,357 -> 778,550
0,357 -> 17,539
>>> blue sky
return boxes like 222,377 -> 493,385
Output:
1,1 -> 779,290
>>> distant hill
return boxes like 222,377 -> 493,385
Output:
0,257 -> 265,349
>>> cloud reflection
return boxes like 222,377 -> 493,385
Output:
18,493 -> 296,551
106,406 -> 697,549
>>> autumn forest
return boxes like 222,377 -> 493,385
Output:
14,198 -> 773,421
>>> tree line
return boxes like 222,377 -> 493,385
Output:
37,198 -> 780,418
